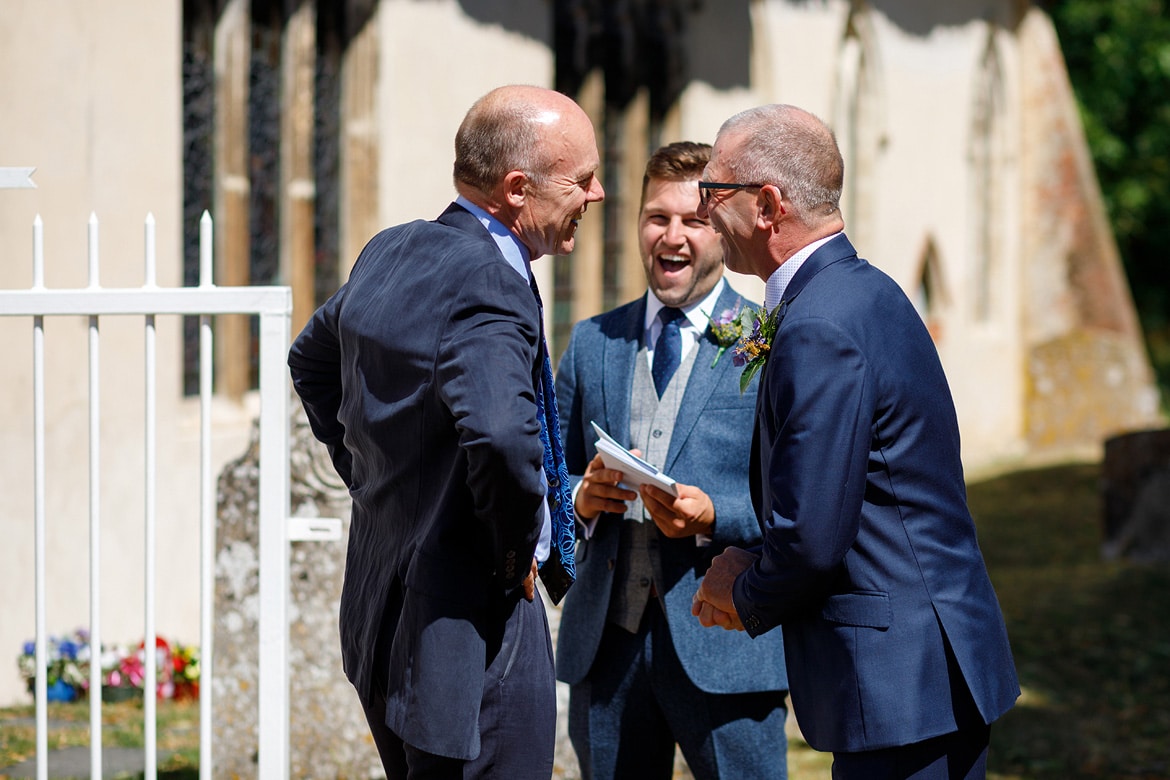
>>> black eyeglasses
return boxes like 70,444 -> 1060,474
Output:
698,181 -> 765,206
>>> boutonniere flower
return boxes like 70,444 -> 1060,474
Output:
707,298 -> 745,368
732,305 -> 779,392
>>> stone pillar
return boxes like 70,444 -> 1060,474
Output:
214,0 -> 252,400
568,71 -> 606,329
1017,9 -> 1163,451
339,8 -> 380,282
282,1 -> 318,337
617,89 -> 651,306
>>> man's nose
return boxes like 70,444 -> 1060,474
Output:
589,177 -> 605,202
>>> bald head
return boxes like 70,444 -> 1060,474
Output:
451,85 -> 604,258
453,85 -> 591,196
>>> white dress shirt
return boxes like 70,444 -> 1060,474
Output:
764,232 -> 842,310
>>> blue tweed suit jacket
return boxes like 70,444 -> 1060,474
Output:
554,283 -> 787,694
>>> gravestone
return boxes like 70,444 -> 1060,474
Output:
211,402 -> 381,779
1102,428 -> 1170,564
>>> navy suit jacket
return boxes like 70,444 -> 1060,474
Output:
288,203 -> 547,760
555,283 -> 787,694
734,234 -> 1019,751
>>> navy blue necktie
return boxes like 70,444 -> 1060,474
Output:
529,277 -> 575,605
652,306 -> 686,398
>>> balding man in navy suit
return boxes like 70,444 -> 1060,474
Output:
290,85 -> 604,779
692,105 -> 1019,780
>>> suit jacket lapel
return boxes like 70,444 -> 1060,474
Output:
758,233 -> 858,389
750,233 -> 859,522
437,202 -> 544,386
665,284 -> 745,472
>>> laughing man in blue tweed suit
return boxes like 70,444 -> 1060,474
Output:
554,142 -> 789,780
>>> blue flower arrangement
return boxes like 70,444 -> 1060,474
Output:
17,629 -> 201,702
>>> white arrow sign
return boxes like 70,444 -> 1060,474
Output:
0,167 -> 37,189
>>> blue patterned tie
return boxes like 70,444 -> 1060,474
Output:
529,277 -> 576,604
652,306 -> 686,398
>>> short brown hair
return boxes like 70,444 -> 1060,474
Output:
640,141 -> 711,207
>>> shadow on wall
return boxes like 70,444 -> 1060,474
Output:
458,0 -> 558,43
458,0 -> 753,93
686,0 -> 752,91
870,0 -> 1026,36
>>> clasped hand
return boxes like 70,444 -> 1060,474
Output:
691,546 -> 758,631
573,453 -> 715,539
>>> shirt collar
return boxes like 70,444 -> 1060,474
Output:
644,277 -> 727,332
455,195 -> 531,280
764,231 -> 843,311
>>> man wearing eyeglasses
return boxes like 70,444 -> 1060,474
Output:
289,85 -> 603,779
554,141 -> 789,780
690,105 -> 1019,780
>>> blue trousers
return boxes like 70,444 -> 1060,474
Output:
829,722 -> 990,780
569,598 -> 789,780
360,590 -> 556,779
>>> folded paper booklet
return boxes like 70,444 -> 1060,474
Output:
590,421 -> 679,497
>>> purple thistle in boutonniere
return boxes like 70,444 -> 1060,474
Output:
733,304 -> 779,392
707,298 -> 745,368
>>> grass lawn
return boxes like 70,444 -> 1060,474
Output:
777,460 -> 1170,779
970,461 -> 1170,779
0,697 -> 199,778
2,460 -> 1168,779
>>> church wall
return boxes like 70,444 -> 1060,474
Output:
1016,8 -> 1162,452
865,11 -> 1030,463
0,1 -> 262,706
686,0 -> 1034,462
375,0 -> 557,326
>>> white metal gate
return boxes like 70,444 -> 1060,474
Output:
0,210 -> 295,780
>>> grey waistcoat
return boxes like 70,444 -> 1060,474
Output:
607,337 -> 699,632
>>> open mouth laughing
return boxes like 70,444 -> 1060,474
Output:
658,254 -> 691,274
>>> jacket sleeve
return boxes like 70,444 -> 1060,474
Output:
733,315 -> 874,635
435,263 -> 547,591
288,290 -> 354,487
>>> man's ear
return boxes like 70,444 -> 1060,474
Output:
757,184 -> 785,230
503,170 -> 528,208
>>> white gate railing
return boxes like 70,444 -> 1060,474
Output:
0,211 -> 294,780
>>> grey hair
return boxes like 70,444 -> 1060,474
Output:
719,104 -> 843,220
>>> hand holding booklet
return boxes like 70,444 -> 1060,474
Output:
590,421 -> 678,497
